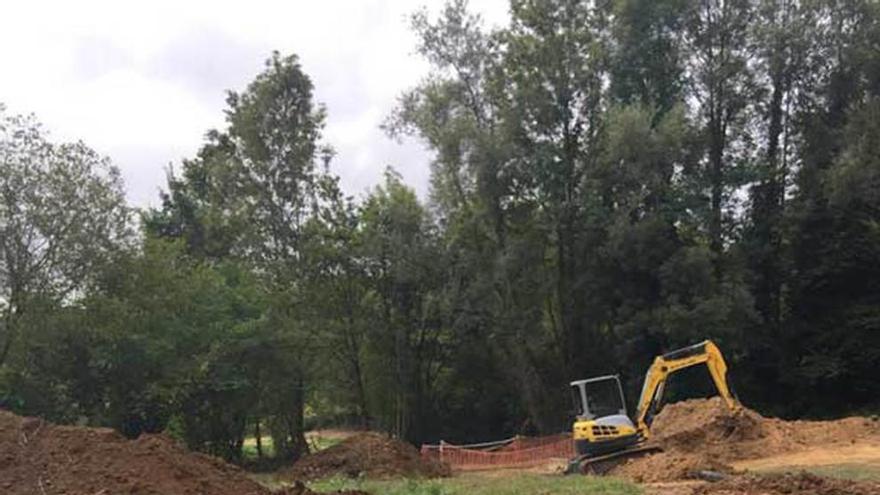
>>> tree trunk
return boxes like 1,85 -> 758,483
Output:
255,419 -> 263,459
757,69 -> 786,333
290,376 -> 310,461
343,296 -> 370,426
0,284 -> 23,367
709,120 -> 725,268
0,311 -> 15,367
351,349 -> 370,427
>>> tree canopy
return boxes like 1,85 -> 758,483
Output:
1,0 -> 879,466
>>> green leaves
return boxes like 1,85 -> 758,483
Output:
141,51 -> 345,459
0,106 -> 132,366
4,0 -> 880,455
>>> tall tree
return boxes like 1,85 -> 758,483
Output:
144,130 -> 244,260
148,52 -> 333,460
744,0 -> 813,335
610,0 -> 689,118
496,0 -> 615,427
0,106 -> 131,366
683,0 -> 757,263
357,170 -> 449,442
781,0 -> 880,414
223,52 -> 333,459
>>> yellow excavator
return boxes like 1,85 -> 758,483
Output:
566,340 -> 739,474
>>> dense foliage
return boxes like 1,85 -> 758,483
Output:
1,0 -> 879,464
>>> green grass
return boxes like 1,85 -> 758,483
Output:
243,435 -> 276,459
242,433 -> 344,460
305,473 -> 641,495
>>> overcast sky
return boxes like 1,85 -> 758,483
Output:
0,0 -> 509,208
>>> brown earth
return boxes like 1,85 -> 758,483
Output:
730,440 -> 880,474
608,397 -> 880,483
5,398 -> 879,495
0,409 -> 364,495
284,432 -> 451,481
695,471 -> 880,495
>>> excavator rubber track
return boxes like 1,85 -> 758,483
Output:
566,445 -> 662,475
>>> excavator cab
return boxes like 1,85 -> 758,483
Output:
571,375 -> 629,421
569,375 -> 640,458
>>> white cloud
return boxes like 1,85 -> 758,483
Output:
0,0 -> 509,207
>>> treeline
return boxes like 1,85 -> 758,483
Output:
1,0 -> 879,465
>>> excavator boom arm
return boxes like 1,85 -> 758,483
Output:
634,340 -> 738,436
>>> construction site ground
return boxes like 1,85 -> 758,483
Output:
275,397 -> 880,494
607,397 -> 880,493
3,397 -> 880,494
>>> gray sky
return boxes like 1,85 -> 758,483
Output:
0,0 -> 508,207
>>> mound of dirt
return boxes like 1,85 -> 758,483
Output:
611,450 -> 737,483
696,472 -> 880,495
607,397 -> 880,483
0,409 -> 370,495
0,409 -> 269,495
285,432 -> 450,481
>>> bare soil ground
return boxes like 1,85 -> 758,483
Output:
388,398 -> 880,494
694,471 -> 880,495
610,397 -> 880,494
4,398 -> 880,495
608,397 -> 880,483
644,473 -> 880,495
731,441 -> 880,472
0,409 -> 362,495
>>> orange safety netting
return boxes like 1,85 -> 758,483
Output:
420,434 -> 574,469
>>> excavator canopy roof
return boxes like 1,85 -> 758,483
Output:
570,374 -> 620,387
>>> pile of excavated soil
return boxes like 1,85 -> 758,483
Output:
695,472 -> 880,495
608,397 -> 880,483
0,409 -> 269,495
0,409 -> 366,495
611,450 -> 738,483
285,432 -> 451,481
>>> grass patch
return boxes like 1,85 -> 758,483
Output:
307,473 -> 641,495
243,436 -> 276,459
242,433 -> 342,460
